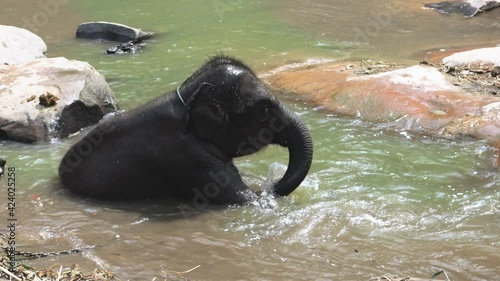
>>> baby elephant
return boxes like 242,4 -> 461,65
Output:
59,56 -> 313,206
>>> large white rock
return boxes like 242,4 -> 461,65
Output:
442,46 -> 500,67
0,25 -> 47,65
350,65 -> 460,92
264,60 -> 500,146
0,57 -> 117,143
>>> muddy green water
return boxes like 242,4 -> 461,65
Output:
1,1 -> 499,280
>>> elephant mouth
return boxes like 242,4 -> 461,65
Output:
273,135 -> 288,147
233,127 -> 290,158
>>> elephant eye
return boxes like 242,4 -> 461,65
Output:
257,105 -> 271,122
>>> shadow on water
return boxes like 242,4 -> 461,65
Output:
53,180 -> 237,223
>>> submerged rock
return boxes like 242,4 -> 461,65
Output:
0,57 -> 117,143
424,0 -> 500,17
105,39 -> 146,55
76,21 -> 153,43
263,58 -> 500,147
0,25 -> 47,65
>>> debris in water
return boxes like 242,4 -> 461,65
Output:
38,92 -> 59,107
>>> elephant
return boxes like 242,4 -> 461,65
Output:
58,55 -> 313,206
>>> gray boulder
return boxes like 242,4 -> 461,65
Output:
0,57 -> 117,143
0,25 -> 47,65
425,0 -> 500,17
76,21 -> 153,43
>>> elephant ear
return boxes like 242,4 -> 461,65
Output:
185,83 -> 230,143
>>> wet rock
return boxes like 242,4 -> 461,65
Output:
0,57 -> 117,143
76,21 -> 153,43
0,25 -> 47,65
263,60 -> 500,146
442,46 -> 500,68
425,0 -> 500,17
441,46 -> 500,95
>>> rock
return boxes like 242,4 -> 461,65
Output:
0,57 -> 117,143
263,60 -> 500,146
491,66 -> 500,77
424,0 -> 500,17
0,25 -> 47,65
441,46 -> 500,95
442,46 -> 500,68
76,21 -> 153,43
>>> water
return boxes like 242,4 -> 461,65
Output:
1,1 -> 499,280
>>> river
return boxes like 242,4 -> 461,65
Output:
0,1 -> 499,280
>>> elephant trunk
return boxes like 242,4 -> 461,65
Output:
272,104 -> 313,197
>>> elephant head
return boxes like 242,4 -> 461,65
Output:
178,56 -> 313,197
